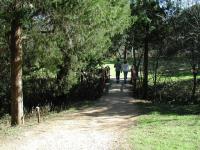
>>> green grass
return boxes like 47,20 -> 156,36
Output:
128,104 -> 200,150
148,74 -> 200,85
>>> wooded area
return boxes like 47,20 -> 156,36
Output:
0,0 -> 199,128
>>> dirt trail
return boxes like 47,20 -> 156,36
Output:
0,80 -> 140,150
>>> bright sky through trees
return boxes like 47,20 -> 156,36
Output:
130,0 -> 200,8
160,0 -> 200,8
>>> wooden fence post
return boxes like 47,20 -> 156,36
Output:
36,106 -> 40,123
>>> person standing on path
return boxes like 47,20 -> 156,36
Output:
114,58 -> 122,83
122,60 -> 129,84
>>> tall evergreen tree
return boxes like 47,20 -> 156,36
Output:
130,0 -> 166,98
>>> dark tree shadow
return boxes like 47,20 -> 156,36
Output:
135,101 -> 200,116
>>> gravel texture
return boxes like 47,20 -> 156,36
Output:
0,80 -> 139,150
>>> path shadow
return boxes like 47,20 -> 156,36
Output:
135,102 -> 200,116
73,79 -> 142,119
69,79 -> 200,121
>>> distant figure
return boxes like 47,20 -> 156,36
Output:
122,60 -> 129,83
114,58 -> 121,83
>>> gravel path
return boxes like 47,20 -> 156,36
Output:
0,80 -> 140,150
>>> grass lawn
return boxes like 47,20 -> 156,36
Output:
128,104 -> 200,150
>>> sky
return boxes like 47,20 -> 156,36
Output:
159,0 -> 200,8
129,0 -> 200,16
129,0 -> 200,7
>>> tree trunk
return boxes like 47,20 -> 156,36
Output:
142,30 -> 149,99
124,48 -> 127,60
153,59 -> 158,87
192,73 -> 197,99
191,65 -> 197,100
10,18 -> 24,125
154,55 -> 159,101
56,49 -> 70,93
191,40 -> 198,100
132,47 -> 141,96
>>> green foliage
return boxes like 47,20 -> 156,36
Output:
129,0 -> 167,46
0,50 -> 10,116
175,4 -> 200,64
147,57 -> 199,104
0,0 -> 131,114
